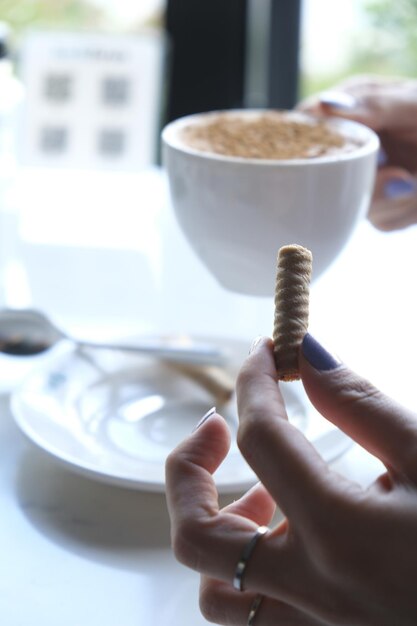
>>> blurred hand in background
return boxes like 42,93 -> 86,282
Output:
299,75 -> 417,232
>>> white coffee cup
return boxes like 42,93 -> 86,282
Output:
162,110 -> 379,296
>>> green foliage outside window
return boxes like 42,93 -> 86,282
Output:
302,0 -> 417,97
0,0 -> 108,37
353,0 -> 417,76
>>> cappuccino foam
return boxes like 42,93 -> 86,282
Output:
180,111 -> 360,160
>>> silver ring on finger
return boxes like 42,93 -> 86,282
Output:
233,525 -> 269,592
247,594 -> 264,626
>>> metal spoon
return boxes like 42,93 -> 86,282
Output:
0,309 -> 227,366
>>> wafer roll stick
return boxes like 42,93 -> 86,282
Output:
273,244 -> 313,381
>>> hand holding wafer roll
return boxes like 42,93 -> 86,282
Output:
166,234 -> 417,625
273,244 -> 313,381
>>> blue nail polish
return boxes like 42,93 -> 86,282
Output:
384,178 -> 417,199
320,91 -> 356,110
193,407 -> 216,432
302,334 -> 341,371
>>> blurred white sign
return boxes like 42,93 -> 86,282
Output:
17,30 -> 164,170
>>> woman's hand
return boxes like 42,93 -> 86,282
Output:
165,335 -> 417,625
299,76 -> 417,231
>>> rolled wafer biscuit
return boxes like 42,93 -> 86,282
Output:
273,244 -> 312,381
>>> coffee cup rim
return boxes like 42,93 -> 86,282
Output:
161,108 -> 379,165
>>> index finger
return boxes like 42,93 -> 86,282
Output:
165,412 -> 272,583
319,81 -> 417,132
236,337 -> 344,522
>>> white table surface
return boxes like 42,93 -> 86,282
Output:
0,166 -> 416,625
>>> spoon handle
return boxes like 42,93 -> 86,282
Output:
73,338 -> 226,366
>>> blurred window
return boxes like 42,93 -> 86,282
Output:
18,31 -> 163,169
39,126 -> 68,153
44,73 -> 73,103
101,76 -> 130,106
97,128 -> 126,156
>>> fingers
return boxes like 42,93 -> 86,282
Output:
199,578 -> 326,626
368,167 -> 417,231
236,337 -> 342,522
165,410 -> 230,526
300,333 -> 417,482
309,79 -> 417,132
369,193 -> 417,232
221,481 -> 277,527
165,410 -> 291,586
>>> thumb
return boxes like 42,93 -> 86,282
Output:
299,333 -> 417,481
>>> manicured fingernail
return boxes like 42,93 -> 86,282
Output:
384,178 -> 417,199
249,336 -> 263,354
193,407 -> 216,432
320,91 -> 356,110
302,333 -> 341,371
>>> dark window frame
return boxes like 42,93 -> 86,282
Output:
164,0 -> 302,123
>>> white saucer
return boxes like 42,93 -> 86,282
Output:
11,339 -> 352,493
